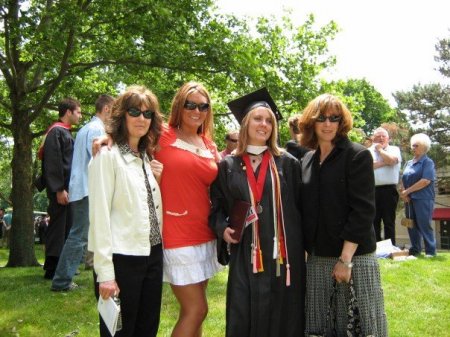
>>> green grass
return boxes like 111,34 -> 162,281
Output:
1,246 -> 449,337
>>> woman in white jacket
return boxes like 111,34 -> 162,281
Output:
88,85 -> 164,337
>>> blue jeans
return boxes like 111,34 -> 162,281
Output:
408,199 -> 436,256
52,197 -> 89,289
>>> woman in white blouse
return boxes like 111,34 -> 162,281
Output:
88,85 -> 164,337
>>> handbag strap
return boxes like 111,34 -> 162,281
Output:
347,278 -> 363,337
405,202 -> 413,219
324,280 -> 338,335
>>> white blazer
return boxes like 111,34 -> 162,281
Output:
88,144 -> 163,282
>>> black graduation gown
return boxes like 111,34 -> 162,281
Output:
285,140 -> 310,161
42,126 -> 74,259
42,126 -> 74,193
209,152 -> 305,337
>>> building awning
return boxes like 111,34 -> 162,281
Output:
432,208 -> 450,220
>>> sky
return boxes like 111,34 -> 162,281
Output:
216,0 -> 450,105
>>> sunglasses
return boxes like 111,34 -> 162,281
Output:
315,115 -> 342,123
227,138 -> 238,143
184,100 -> 210,112
127,108 -> 154,119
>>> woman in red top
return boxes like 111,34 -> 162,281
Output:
154,82 -> 222,337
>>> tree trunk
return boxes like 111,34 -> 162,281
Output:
7,111 -> 40,267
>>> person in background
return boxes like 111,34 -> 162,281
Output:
89,85 -> 164,337
38,215 -> 49,245
41,98 -> 82,279
299,94 -> 387,336
154,82 -> 222,337
220,129 -> 239,158
51,94 -> 114,292
369,127 -> 402,245
285,114 -> 309,160
0,208 -> 4,241
2,210 -> 12,248
210,88 -> 305,337
400,133 -> 437,257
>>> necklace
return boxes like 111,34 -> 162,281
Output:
130,149 -> 141,158
177,128 -> 205,149
249,154 -> 262,164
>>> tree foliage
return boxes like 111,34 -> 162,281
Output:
394,83 -> 450,147
323,78 -> 397,135
394,35 -> 450,193
394,35 -> 450,149
0,0 -> 338,265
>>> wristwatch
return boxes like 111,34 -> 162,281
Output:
339,257 -> 353,268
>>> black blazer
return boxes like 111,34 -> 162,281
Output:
285,140 -> 310,161
301,137 -> 376,257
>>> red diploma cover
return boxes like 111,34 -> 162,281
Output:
229,200 -> 251,242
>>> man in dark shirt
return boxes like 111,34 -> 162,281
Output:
42,98 -> 82,279
285,114 -> 309,160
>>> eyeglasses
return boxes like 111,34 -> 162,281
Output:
127,108 -> 154,119
315,115 -> 342,123
411,144 -> 419,148
184,100 -> 210,112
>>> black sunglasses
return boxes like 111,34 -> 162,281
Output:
315,115 -> 342,123
226,138 -> 238,143
184,100 -> 210,112
127,108 -> 154,120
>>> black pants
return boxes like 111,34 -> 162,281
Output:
374,185 -> 399,245
95,244 -> 163,337
44,193 -> 72,276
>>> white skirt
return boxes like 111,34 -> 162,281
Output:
163,240 -> 223,286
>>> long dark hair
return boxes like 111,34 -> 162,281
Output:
107,85 -> 163,154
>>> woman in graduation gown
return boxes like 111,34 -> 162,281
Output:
209,88 -> 305,337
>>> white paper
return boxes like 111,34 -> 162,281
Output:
375,239 -> 394,258
97,297 -> 120,336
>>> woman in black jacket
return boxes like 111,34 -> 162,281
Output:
299,94 -> 387,337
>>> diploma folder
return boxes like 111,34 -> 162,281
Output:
98,296 -> 121,336
229,200 -> 251,242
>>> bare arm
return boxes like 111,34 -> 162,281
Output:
92,134 -> 113,157
149,159 -> 163,185
373,160 -> 386,169
401,178 -> 431,199
56,190 -> 69,205
399,182 -> 410,203
333,240 -> 358,283
374,144 -> 399,166
99,280 -> 120,300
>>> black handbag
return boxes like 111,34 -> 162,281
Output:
308,279 -> 364,337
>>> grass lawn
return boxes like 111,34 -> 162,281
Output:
0,246 -> 449,337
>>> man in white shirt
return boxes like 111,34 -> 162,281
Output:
369,127 -> 402,245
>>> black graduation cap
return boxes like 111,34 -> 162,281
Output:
227,87 -> 282,124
